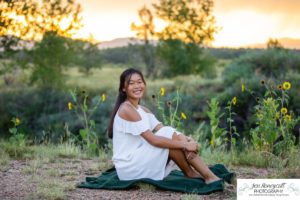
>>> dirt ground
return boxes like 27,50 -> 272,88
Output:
0,159 -> 271,200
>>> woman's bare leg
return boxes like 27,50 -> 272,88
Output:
168,133 -> 202,178
173,133 -> 220,184
187,155 -> 220,183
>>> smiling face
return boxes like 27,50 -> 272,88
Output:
123,73 -> 145,101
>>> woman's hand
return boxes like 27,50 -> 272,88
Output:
184,141 -> 198,152
185,136 -> 200,152
186,136 -> 195,142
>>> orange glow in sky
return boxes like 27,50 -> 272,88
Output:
213,10 -> 282,47
75,0 -> 300,47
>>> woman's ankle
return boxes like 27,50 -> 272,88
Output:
186,170 -> 202,178
205,176 -> 221,184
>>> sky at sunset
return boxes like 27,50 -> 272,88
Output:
76,0 -> 300,47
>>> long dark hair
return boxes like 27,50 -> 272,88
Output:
107,68 -> 146,138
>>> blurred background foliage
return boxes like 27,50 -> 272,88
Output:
0,0 -> 300,156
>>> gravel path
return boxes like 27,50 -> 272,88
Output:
0,159 -> 271,200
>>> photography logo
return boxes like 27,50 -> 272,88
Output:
237,179 -> 300,200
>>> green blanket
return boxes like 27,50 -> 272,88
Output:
78,164 -> 234,194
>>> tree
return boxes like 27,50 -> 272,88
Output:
157,39 -> 199,76
30,32 -> 74,88
0,0 -> 83,87
153,0 -> 217,76
153,0 -> 217,45
151,0 -> 218,76
76,41 -> 102,75
267,38 -> 284,49
131,6 -> 156,77
0,0 -> 82,50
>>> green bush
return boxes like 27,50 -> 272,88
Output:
207,98 -> 226,148
219,48 -> 300,148
0,88 -> 111,145
0,88 -> 72,141
223,48 -> 300,86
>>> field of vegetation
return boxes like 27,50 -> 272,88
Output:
1,49 -> 300,199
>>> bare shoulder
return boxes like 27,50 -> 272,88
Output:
140,105 -> 152,113
118,103 -> 141,122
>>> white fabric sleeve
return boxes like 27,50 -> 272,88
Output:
123,120 -> 150,136
148,113 -> 162,131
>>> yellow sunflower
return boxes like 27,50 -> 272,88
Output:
15,118 -> 21,126
160,87 -> 165,96
181,112 -> 187,120
282,82 -> 291,90
232,96 -> 237,105
68,102 -> 72,110
280,107 -> 288,114
284,114 -> 292,121
102,94 -> 106,102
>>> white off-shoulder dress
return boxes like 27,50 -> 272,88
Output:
112,105 -> 180,180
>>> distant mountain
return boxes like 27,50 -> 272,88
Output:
97,37 -> 158,49
97,37 -> 300,49
3,36 -> 299,51
280,38 -> 300,49
0,35 -> 35,51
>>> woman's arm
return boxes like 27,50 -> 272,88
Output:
141,130 -> 198,151
153,123 -> 164,133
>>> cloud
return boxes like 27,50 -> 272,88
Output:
214,0 -> 300,39
214,0 -> 300,15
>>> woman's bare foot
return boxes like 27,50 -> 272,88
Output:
205,175 -> 222,184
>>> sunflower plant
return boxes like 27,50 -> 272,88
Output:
250,81 -> 299,154
69,89 -> 106,155
8,117 -> 27,154
152,88 -> 186,130
225,96 -> 239,152
206,96 -> 239,152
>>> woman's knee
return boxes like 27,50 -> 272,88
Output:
171,132 -> 180,140
172,132 -> 186,141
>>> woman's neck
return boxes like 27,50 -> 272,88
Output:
126,98 -> 139,109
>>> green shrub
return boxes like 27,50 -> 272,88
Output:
207,98 -> 226,148
0,87 -> 112,145
223,48 -> 300,86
